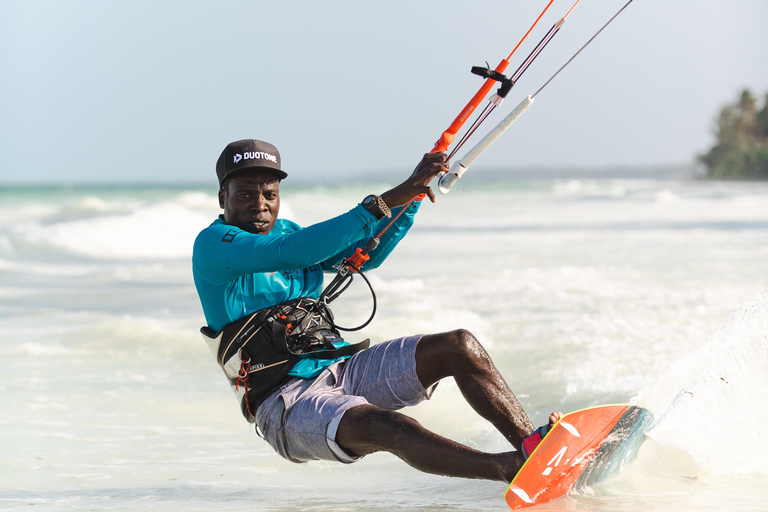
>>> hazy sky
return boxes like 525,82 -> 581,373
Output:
2,0 -> 768,184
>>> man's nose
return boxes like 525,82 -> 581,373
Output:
250,194 -> 267,210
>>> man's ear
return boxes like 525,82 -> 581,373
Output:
218,188 -> 225,209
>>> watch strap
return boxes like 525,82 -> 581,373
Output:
362,194 -> 391,220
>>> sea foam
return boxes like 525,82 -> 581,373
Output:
634,292 -> 768,475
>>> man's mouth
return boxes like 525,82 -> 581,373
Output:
251,219 -> 270,231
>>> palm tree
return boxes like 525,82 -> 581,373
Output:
699,88 -> 768,179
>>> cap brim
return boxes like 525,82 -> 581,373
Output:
220,167 -> 287,184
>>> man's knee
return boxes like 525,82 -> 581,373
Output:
416,329 -> 491,386
424,328 -> 481,357
446,328 -> 485,357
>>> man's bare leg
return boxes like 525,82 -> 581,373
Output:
336,404 -> 520,481
415,330 -> 541,450
335,405 -> 562,481
335,330 -> 562,481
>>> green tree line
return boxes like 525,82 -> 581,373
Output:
699,89 -> 768,179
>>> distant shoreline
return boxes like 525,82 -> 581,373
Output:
0,164 -> 702,188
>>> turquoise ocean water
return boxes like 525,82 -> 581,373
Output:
1,176 -> 767,511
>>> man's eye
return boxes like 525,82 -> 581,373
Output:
239,194 -> 250,200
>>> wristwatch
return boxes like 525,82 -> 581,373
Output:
361,194 -> 392,220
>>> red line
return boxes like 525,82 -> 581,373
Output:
430,0 -> 557,154
506,0 -> 556,61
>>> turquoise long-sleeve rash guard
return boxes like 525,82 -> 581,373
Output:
193,201 -> 421,379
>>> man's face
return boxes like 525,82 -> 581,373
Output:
219,169 -> 281,235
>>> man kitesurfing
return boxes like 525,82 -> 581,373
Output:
192,0 -> 638,488
192,138 -> 562,481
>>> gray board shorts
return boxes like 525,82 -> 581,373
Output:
254,335 -> 436,464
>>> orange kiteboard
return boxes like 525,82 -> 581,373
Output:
505,404 -> 652,509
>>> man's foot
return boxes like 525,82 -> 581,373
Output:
501,412 -> 565,482
521,411 -> 563,459
548,411 -> 563,425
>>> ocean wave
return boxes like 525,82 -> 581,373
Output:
8,202 -> 214,260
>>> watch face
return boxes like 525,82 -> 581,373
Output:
362,195 -> 384,219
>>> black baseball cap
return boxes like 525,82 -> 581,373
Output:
216,139 -> 287,185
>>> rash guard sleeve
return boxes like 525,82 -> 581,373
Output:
319,199 -> 422,272
194,204 -> 378,285
193,198 -> 422,333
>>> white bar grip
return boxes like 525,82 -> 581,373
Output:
437,164 -> 467,194
438,95 -> 534,194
